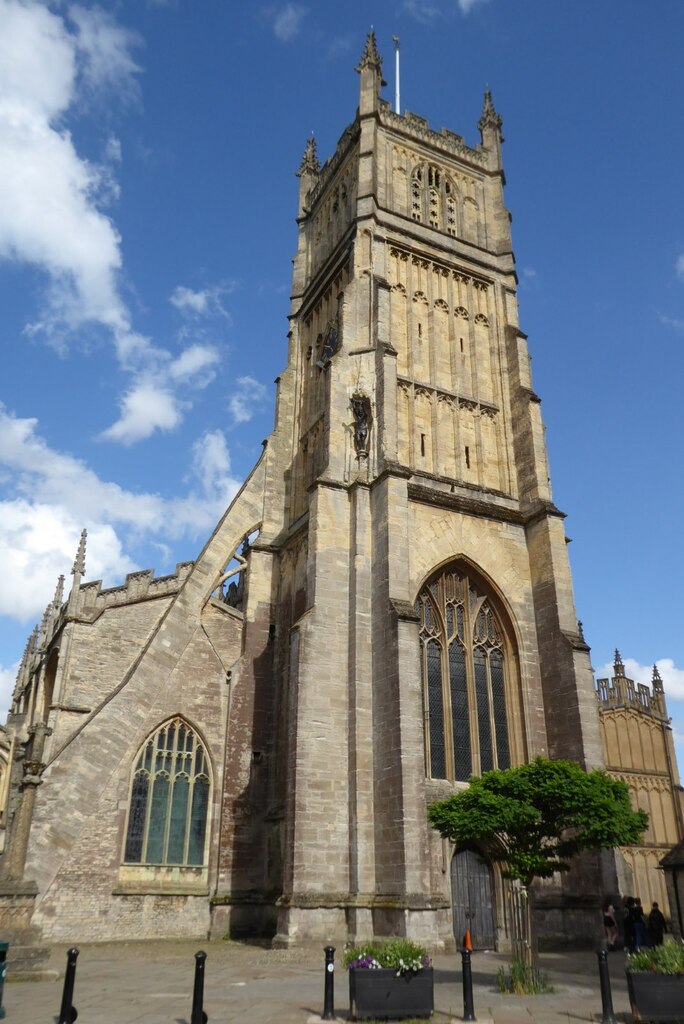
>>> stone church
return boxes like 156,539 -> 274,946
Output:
0,34 -> 632,954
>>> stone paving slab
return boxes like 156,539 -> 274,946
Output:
2,940 -> 633,1024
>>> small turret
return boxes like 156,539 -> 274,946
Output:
478,89 -> 504,170
652,663 -> 664,692
613,648 -> 625,676
651,663 -> 667,717
296,135 -> 320,218
356,29 -> 384,117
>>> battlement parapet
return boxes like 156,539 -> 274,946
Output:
596,675 -> 667,721
378,101 -> 486,168
74,561 -> 195,615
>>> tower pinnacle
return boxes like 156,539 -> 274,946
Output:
71,529 -> 87,578
356,29 -> 382,73
652,663 -> 664,692
297,136 -> 320,178
478,90 -> 503,136
614,648 -> 625,676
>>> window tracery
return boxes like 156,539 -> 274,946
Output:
416,567 -> 512,782
410,163 -> 458,236
123,718 -> 210,866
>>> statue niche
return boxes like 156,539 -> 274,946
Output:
350,395 -> 371,458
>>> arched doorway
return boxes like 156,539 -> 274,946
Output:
451,849 -> 496,949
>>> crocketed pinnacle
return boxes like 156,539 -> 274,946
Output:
478,89 -> 503,135
652,664 -> 664,691
356,29 -> 382,72
71,528 -> 87,577
613,648 -> 625,675
52,574 -> 65,610
297,136 -> 320,178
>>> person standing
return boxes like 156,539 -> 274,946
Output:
602,899 -> 619,950
633,898 -> 649,949
648,902 -> 667,946
623,897 -> 636,953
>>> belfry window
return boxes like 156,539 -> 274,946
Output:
410,163 -> 457,235
123,718 -> 210,866
417,568 -> 511,782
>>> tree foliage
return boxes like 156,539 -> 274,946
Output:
428,757 -> 648,887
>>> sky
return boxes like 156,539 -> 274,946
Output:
1,0 -> 684,766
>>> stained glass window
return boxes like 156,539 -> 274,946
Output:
123,718 -> 210,866
418,568 -> 512,781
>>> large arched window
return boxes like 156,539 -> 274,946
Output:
123,718 -> 210,866
417,567 -> 512,782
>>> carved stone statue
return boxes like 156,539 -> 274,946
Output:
351,396 -> 370,456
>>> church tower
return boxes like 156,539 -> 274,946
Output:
244,32 -> 605,946
1,34 -> 607,953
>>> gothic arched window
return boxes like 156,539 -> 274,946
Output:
410,164 -> 458,236
417,567 -> 512,782
123,718 -> 210,866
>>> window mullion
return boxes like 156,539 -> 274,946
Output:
485,650 -> 498,769
464,596 -> 481,776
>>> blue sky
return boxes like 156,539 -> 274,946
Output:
2,0 -> 684,767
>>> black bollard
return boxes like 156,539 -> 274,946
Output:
58,947 -> 79,1024
461,947 -> 476,1022
322,945 -> 335,1020
597,948 -> 617,1024
190,950 -> 208,1024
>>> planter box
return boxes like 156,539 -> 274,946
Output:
349,967 -> 433,1020
627,971 -> 684,1022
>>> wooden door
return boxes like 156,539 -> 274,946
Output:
450,848 -> 496,949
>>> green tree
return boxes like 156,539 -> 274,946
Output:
428,758 -> 648,964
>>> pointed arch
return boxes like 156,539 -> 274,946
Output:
123,716 -> 212,866
415,560 -> 524,782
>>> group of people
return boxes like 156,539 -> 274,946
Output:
603,897 -> 667,951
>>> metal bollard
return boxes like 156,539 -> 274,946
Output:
190,950 -> 208,1024
322,945 -> 335,1020
461,947 -> 476,1022
58,947 -> 79,1024
0,940 -> 8,1021
597,948 -> 617,1024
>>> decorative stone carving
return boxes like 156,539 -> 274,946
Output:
350,396 -> 371,457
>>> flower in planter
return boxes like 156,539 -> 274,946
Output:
344,939 -> 432,977
627,940 -> 684,975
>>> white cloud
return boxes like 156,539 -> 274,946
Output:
272,3 -> 306,41
659,313 -> 684,334
228,375 -> 268,424
0,0 -> 134,340
0,405 -> 242,622
68,4 -> 142,101
99,382 -> 184,445
0,1 -> 220,443
101,345 -> 221,442
169,281 -> 237,319
191,430 -> 232,497
457,0 -> 492,12
168,344 -> 220,385
596,657 -> 684,703
0,500 -> 135,620
402,0 -> 441,23
676,254 -> 684,282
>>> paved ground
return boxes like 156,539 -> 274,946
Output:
3,940 -> 634,1024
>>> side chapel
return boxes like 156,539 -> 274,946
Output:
0,35 -> 621,955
